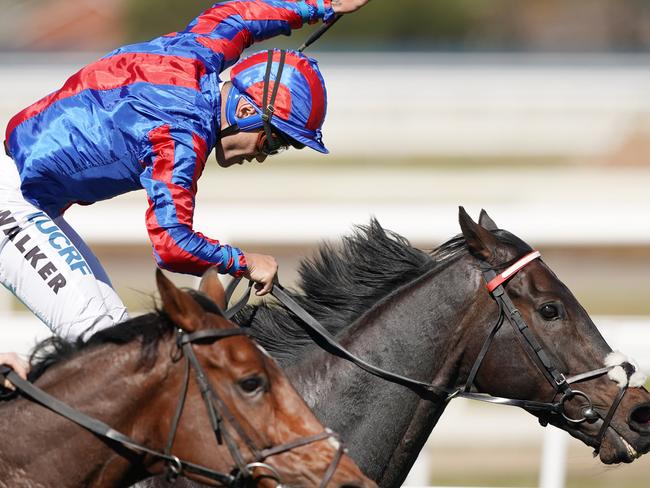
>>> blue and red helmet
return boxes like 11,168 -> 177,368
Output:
222,49 -> 329,154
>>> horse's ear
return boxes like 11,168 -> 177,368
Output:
156,269 -> 204,332
478,209 -> 498,231
459,206 -> 499,261
199,267 -> 227,310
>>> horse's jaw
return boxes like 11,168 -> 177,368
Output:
600,431 -> 643,464
543,414 -> 650,465
597,420 -> 650,464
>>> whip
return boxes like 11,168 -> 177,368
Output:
298,14 -> 343,52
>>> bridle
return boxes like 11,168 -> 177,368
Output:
0,326 -> 346,487
225,251 -> 643,455
463,250 -> 634,454
167,327 -> 347,487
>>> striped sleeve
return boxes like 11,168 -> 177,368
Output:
140,125 -> 247,277
186,0 -> 336,69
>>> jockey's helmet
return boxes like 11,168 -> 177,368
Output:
221,49 -> 329,154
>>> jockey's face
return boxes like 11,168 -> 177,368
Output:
216,96 -> 269,168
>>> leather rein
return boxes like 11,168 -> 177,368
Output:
225,251 -> 639,455
1,326 -> 345,487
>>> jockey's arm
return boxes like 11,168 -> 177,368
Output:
184,0 -> 370,69
139,0 -> 371,286
140,125 -> 248,278
186,0 -> 335,69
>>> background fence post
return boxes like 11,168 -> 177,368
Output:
404,441 -> 432,486
539,425 -> 568,488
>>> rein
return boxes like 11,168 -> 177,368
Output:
226,251 -> 641,454
226,280 -> 447,399
0,327 -> 345,487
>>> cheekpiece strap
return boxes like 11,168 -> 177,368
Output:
261,49 -> 287,144
262,50 -> 274,122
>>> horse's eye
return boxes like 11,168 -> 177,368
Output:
539,303 -> 561,320
239,376 -> 264,394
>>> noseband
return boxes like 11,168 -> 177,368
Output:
0,326 -> 346,487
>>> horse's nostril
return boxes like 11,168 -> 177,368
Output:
631,404 -> 650,425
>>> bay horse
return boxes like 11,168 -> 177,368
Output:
0,269 -> 374,488
221,208 -> 650,487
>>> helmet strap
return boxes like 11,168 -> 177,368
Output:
220,50 -> 287,144
261,49 -> 287,148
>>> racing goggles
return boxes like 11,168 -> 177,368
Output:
256,130 -> 288,156
255,129 -> 305,156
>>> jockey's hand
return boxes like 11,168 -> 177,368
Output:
331,0 -> 371,14
1,352 -> 29,391
243,253 -> 278,296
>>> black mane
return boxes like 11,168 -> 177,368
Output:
27,312 -> 174,384
236,219 -> 469,364
27,290 -> 221,383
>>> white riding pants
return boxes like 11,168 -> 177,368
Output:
0,154 -> 128,340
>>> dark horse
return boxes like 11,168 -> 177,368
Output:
0,269 -> 374,488
220,208 -> 649,487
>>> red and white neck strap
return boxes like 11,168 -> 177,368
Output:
486,251 -> 541,293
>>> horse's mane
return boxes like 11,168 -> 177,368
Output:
235,219 -> 469,364
27,290 -> 222,383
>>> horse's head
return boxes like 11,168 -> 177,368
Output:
155,269 -> 374,487
458,207 -> 650,465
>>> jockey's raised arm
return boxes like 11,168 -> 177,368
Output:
110,0 -> 339,73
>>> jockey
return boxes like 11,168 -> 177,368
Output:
0,0 -> 370,379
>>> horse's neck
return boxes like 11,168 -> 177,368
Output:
288,258 -> 486,486
0,341 -> 168,487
